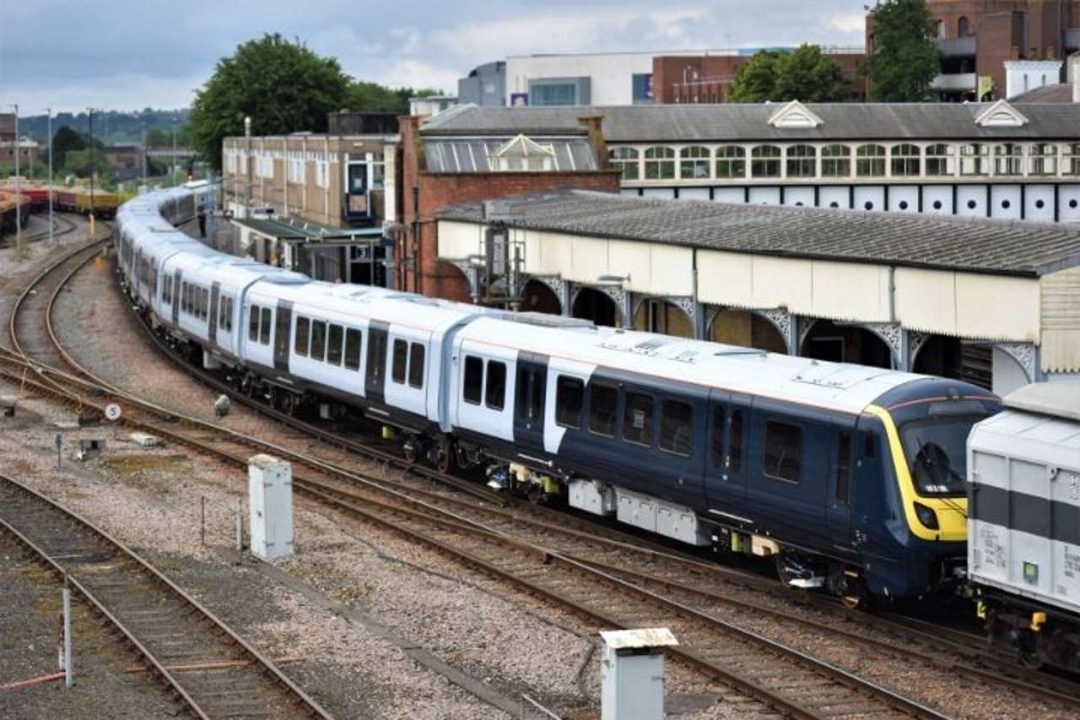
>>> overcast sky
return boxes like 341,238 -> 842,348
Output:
0,0 -> 868,114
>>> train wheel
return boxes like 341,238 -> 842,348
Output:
434,436 -> 456,474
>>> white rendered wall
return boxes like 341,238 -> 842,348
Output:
1004,60 -> 1062,99
505,53 -> 656,105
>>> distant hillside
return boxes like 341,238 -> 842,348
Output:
17,109 -> 189,146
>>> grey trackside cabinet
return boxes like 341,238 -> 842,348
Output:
600,628 -> 678,720
248,454 -> 294,561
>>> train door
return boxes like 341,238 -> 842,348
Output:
208,282 -> 220,346
171,270 -> 182,325
826,420 -> 856,550
513,352 -> 548,457
703,391 -> 750,523
273,300 -> 292,372
365,321 -> 389,405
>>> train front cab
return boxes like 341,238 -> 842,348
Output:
857,381 -> 1000,601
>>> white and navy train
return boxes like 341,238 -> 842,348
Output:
116,185 -> 1005,611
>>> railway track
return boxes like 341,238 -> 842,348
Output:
0,212 -> 77,249
0,473 -> 334,720
4,228 -> 1079,717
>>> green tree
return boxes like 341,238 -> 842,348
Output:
864,0 -> 940,101
52,125 -> 88,166
145,127 -> 172,146
728,46 -> 851,103
62,148 -> 110,179
188,33 -> 350,169
727,51 -> 783,102
343,82 -> 444,114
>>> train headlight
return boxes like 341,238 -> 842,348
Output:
914,502 -> 939,530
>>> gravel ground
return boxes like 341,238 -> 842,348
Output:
0,532 -> 180,720
29,251 -> 768,718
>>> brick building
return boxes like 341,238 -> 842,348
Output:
870,0 -> 1080,100
397,113 -> 622,301
652,49 -> 867,104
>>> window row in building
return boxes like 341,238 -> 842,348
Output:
608,142 -> 1080,182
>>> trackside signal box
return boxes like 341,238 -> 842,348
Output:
248,454 -> 294,561
600,627 -> 678,720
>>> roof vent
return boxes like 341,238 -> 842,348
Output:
767,100 -> 824,129
974,99 -> 1029,128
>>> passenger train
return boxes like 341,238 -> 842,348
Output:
116,185 -> 1002,608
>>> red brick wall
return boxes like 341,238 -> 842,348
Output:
653,53 -> 866,104
398,115 -> 621,301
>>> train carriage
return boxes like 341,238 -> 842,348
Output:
968,383 -> 1080,670
114,184 -> 1004,608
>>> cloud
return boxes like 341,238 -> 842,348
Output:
822,12 -> 868,36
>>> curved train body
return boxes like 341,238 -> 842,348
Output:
115,186 -> 1001,604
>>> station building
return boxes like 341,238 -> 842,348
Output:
419,100 -> 1080,222
219,113 -> 399,283
437,190 -> 1080,395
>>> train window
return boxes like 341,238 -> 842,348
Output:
588,383 -> 618,437
249,306 -> 260,341
392,339 -> 408,384
180,283 -> 187,313
710,406 -> 725,467
728,410 -> 744,473
463,356 -> 483,404
202,289 -> 209,320
327,324 -> 344,366
259,307 -> 272,345
485,361 -> 507,410
310,320 -> 326,361
863,431 -> 876,458
223,298 -> 233,331
764,420 -> 803,484
514,367 -> 541,421
622,392 -> 655,447
295,317 -> 310,356
344,329 -> 362,370
659,399 -> 692,456
408,343 -> 425,389
836,431 -> 852,503
367,332 -> 386,381
555,376 -> 584,429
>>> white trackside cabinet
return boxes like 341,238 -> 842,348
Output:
600,628 -> 678,720
248,454 -> 294,561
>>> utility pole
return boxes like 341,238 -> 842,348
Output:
11,104 -> 21,255
172,128 -> 177,186
244,116 -> 252,218
45,108 -> 53,245
142,125 -> 147,187
87,108 -> 96,231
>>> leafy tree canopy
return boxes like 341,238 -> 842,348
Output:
863,0 -> 941,101
728,45 -> 851,103
188,33 -> 351,169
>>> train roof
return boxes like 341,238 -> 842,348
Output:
459,317 -> 925,415
1003,382 -> 1080,422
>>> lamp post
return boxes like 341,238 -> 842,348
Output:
11,104 -> 21,255
44,108 -> 53,245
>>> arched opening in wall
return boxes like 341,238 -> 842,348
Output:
519,278 -> 562,316
431,261 -> 473,303
572,287 -> 619,327
633,298 -> 693,338
801,319 -> 892,369
912,335 -> 964,380
709,309 -> 787,354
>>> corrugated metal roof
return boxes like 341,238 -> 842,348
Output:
438,190 -> 1080,277
231,216 -> 383,242
421,102 -> 1080,142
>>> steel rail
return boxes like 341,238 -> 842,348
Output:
0,473 -> 335,720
